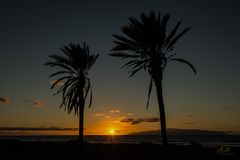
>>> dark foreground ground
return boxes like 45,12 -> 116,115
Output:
0,140 -> 239,160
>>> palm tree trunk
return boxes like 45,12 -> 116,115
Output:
79,102 -> 84,143
155,79 -> 168,146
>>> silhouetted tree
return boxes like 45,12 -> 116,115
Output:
45,43 -> 99,143
110,12 -> 196,146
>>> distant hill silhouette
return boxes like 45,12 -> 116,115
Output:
129,128 -> 227,136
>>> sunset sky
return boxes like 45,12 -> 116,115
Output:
0,0 -> 240,135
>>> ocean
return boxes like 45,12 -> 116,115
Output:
1,135 -> 240,147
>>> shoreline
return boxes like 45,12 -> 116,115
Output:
0,140 -> 239,160
1,134 -> 240,148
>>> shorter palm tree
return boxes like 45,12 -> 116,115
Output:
45,42 -> 99,143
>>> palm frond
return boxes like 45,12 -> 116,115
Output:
54,78 -> 75,96
112,40 -> 139,52
159,14 -> 170,43
109,52 -> 142,59
166,27 -> 190,51
129,65 -> 144,78
112,34 -> 139,51
121,59 -> 142,69
50,76 -> 71,89
170,58 -> 196,74
129,17 -> 143,29
146,78 -> 153,109
164,21 -> 182,46
49,70 -> 73,78
44,61 -> 76,73
87,54 -> 99,70
48,55 -> 73,67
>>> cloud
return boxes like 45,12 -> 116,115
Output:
0,96 -> 10,104
32,100 -> 43,107
24,99 -> 43,107
104,116 -> 110,118
184,122 -> 195,125
222,106 -> 237,111
0,127 -> 79,135
0,126 -> 78,135
110,109 -> 120,113
92,113 -> 104,117
120,117 -> 160,125
0,127 -> 78,131
50,80 -> 64,87
186,115 -> 192,118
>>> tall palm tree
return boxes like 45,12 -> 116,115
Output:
110,12 -> 196,146
45,43 -> 99,143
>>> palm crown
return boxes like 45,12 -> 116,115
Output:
110,12 -> 196,108
45,43 -> 99,116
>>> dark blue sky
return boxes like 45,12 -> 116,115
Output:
0,0 -> 240,134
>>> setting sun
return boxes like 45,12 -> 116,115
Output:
109,129 -> 116,135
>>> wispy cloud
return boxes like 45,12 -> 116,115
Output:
92,113 -> 104,117
110,109 -> 120,113
0,126 -> 78,135
222,106 -> 237,111
120,117 -> 160,125
0,127 -> 78,131
104,116 -> 110,118
186,115 -> 193,118
24,99 -> 44,107
0,96 -> 10,104
184,122 -> 195,125
50,80 -> 64,87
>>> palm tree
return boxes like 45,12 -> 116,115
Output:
45,43 -> 99,143
110,12 -> 196,146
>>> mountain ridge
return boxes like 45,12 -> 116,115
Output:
129,128 -> 227,135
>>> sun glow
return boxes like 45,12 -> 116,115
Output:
109,128 -> 116,135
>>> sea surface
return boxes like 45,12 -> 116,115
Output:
0,135 -> 240,147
